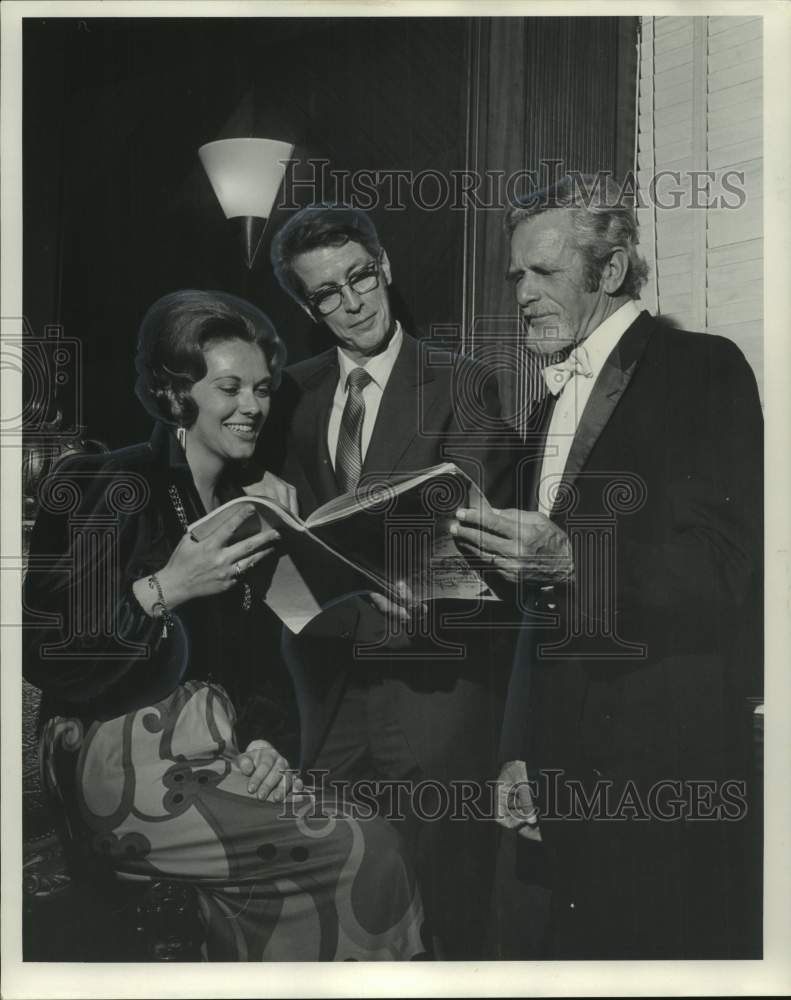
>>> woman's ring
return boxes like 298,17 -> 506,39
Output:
233,562 -> 243,579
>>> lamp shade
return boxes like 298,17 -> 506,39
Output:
198,138 -> 294,220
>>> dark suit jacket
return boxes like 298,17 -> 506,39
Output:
499,311 -> 763,958
262,332 -> 523,777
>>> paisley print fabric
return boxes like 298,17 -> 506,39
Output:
40,681 -> 426,961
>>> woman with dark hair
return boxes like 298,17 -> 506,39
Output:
23,289 -> 425,961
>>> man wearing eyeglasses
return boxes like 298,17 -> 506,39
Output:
265,203 -> 520,958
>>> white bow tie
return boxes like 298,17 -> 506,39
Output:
542,345 -> 594,396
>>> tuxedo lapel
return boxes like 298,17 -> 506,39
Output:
520,350 -> 565,510
362,333 -> 437,476
522,393 -> 558,511
553,311 -> 655,512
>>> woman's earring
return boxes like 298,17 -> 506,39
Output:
177,425 -> 187,451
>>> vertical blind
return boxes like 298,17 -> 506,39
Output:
637,15 -> 763,397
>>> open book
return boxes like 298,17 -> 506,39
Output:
188,462 -> 499,633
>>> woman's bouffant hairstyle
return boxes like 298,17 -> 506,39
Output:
134,290 -> 286,427
505,174 -> 649,299
270,203 -> 382,304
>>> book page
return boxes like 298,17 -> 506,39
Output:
255,519 -> 389,632
420,526 -> 499,602
188,494 -> 305,541
262,554 -> 324,633
305,461 -> 463,528
310,467 -> 498,602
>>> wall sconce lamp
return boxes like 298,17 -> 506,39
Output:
198,138 -> 294,269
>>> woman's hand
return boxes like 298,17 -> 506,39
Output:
237,739 -> 302,802
150,504 -> 280,610
243,471 -> 299,517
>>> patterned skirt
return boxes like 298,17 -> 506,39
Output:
40,681 -> 427,961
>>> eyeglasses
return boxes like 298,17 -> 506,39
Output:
305,255 -> 384,316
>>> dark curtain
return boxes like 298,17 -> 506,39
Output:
23,17 -> 469,449
463,17 -> 638,434
23,16 -> 637,449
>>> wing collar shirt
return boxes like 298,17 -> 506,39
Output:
328,322 -> 404,470
538,300 -> 641,516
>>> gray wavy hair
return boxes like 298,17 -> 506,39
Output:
505,174 -> 649,299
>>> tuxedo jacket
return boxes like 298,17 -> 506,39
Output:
262,331 -> 523,776
499,310 -> 763,957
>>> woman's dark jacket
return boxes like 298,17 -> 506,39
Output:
23,421 -> 300,760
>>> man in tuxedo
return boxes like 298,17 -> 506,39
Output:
265,203 -> 521,957
452,175 -> 763,959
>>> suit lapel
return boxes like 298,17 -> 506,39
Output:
362,333 -> 437,476
553,311 -> 655,511
293,355 -> 341,504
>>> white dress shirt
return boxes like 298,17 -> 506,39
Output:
327,322 -> 404,471
537,300 -> 641,516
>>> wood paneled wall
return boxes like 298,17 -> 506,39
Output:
637,15 -> 763,397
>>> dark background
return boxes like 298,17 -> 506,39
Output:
23,16 -> 636,448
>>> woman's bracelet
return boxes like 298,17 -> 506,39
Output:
147,573 -> 174,638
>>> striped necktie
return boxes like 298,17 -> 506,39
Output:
335,367 -> 373,493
